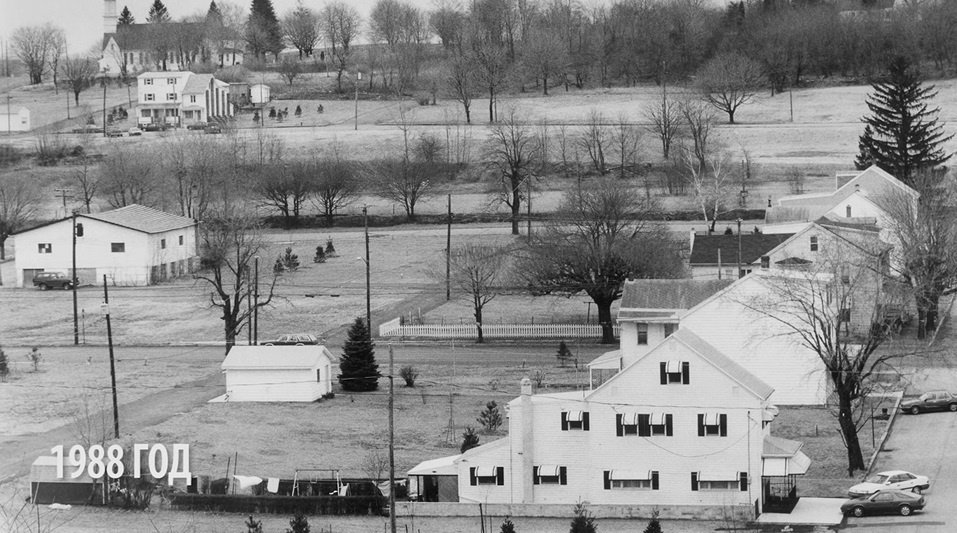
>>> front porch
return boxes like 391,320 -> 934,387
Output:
762,435 -> 812,514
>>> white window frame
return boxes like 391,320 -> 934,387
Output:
144,78 -> 153,85
649,412 -> 668,436
698,480 -> 738,491
167,93 -> 176,101
665,360 -> 684,384
167,77 -> 176,85
702,413 -> 722,436
145,93 -> 155,101
37,243 -> 52,254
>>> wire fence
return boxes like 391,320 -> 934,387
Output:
378,318 -> 619,340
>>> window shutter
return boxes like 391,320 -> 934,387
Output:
720,414 -> 728,437
652,471 -> 659,490
561,411 -> 568,431
615,414 -> 623,437
497,467 -> 505,486
682,361 -> 690,384
691,472 -> 698,491
697,414 -> 705,436
582,412 -> 590,431
603,471 -> 610,490
533,466 -> 539,485
659,362 -> 667,384
665,414 -> 673,436
470,467 -> 477,486
638,414 -> 651,437
559,467 -> 567,485
740,472 -> 748,491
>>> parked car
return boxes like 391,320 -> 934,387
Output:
32,272 -> 77,290
841,489 -> 925,517
106,128 -> 124,137
71,125 -> 103,134
262,334 -> 320,346
204,124 -> 222,134
848,470 -> 930,498
186,123 -> 207,131
143,123 -> 168,132
127,127 -> 143,136
901,391 -> 957,414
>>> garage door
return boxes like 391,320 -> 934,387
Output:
22,269 -> 44,287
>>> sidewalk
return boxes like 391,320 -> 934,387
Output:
756,497 -> 845,526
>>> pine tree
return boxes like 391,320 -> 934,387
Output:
313,246 -> 326,263
569,502 -> 597,533
461,426 -> 480,452
500,517 -> 517,533
118,6 -> 135,25
477,401 -> 503,432
146,0 -> 170,23
338,317 -> 380,391
855,55 -> 953,186
285,512 -> 309,533
247,0 -> 283,59
325,238 -> 337,257
556,340 -> 573,368
0,346 -> 9,382
245,515 -> 263,533
206,1 -> 222,23
642,509 -> 663,533
273,257 -> 285,274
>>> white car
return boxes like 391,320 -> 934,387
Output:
848,470 -> 930,498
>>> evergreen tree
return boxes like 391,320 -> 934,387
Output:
245,515 -> 263,533
500,517 -> 517,533
285,512 -> 309,533
555,340 -> 573,368
118,6 -> 135,26
313,245 -> 326,263
206,1 -> 222,23
855,55 -> 953,186
0,346 -> 9,382
325,238 -> 337,257
642,509 -> 662,533
569,502 -> 597,533
147,0 -> 170,23
247,0 -> 283,59
477,401 -> 503,432
461,426 -> 480,452
338,317 -> 380,391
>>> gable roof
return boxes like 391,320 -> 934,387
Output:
85,204 -> 196,234
618,279 -> 733,315
222,345 -> 333,370
108,22 -> 203,51
763,221 -> 889,264
589,328 -> 774,401
183,73 -> 213,94
690,233 -> 794,266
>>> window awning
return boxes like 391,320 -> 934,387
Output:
762,450 -> 811,476
566,410 -> 584,422
666,360 -> 683,373
789,451 -> 811,475
610,469 -> 651,481
475,466 -> 498,478
620,412 -> 639,426
704,412 -> 721,426
537,465 -> 561,477
650,412 -> 666,426
698,468 -> 740,482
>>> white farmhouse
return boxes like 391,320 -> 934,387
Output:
136,71 -> 233,128
410,329 -> 810,519
220,345 -> 336,402
12,204 -> 197,287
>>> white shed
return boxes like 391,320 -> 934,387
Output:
250,83 -> 271,105
1,106 -> 31,132
221,345 -> 335,402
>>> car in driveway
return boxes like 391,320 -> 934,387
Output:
901,391 -> 957,414
848,470 -> 930,498
127,127 -> 143,136
262,334 -> 321,346
106,128 -> 124,137
204,123 -> 222,134
32,272 -> 76,290
841,489 -> 925,517
186,122 -> 207,131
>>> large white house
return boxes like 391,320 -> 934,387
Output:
136,71 -> 232,127
410,329 -> 810,519
220,345 -> 336,402
12,204 -> 198,287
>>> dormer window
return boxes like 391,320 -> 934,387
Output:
561,410 -> 590,431
659,361 -> 689,384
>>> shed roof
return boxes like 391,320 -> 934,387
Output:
618,279 -> 732,312
85,204 -> 196,234
690,233 -> 793,265
222,345 -> 334,370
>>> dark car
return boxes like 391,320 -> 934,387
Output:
204,124 -> 222,134
71,125 -> 103,134
262,334 -> 320,346
900,391 -> 957,414
106,128 -> 124,137
32,272 -> 77,290
841,489 -> 925,517
143,123 -> 168,132
186,123 -> 207,131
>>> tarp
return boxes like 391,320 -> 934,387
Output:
233,475 -> 263,489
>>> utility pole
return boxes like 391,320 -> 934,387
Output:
102,75 -> 107,138
103,275 -> 120,439
446,194 -> 452,301
736,218 -> 743,279
54,188 -> 73,217
363,206 -> 371,331
72,211 -> 79,345
246,268 -> 252,346
253,257 -> 259,345
388,345 -> 396,533
6,95 -> 11,135
354,71 -> 361,131
526,178 -> 532,240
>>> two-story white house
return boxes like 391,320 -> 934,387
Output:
136,71 -> 232,128
688,233 -> 793,280
409,329 -> 810,519
12,204 -> 198,287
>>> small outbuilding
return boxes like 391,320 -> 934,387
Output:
407,455 -> 460,502
1,106 -> 31,132
31,455 -> 103,504
221,345 -> 336,402
250,83 -> 271,105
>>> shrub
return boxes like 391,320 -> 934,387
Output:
532,369 -> 547,389
399,365 -> 418,387
461,426 -> 480,452
556,340 -> 573,368
416,95 -> 431,106
477,401 -> 503,433
0,346 -> 9,381
273,257 -> 285,274
500,517 -> 516,533
245,516 -> 263,533
280,247 -> 300,271
286,512 -> 309,533
325,238 -> 337,257
569,501 -> 597,533
27,347 -> 41,372
643,509 -> 662,533
313,245 -> 326,263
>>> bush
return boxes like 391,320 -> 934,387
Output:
280,247 -> 300,271
273,257 -> 285,274
416,95 -> 431,106
532,369 -> 546,389
461,426 -> 480,453
569,501 -> 597,533
500,517 -> 516,533
0,346 -> 9,381
286,512 -> 309,533
477,401 -> 503,433
245,515 -> 263,533
325,238 -> 337,257
313,246 -> 326,263
556,340 -> 573,368
399,365 -> 418,387
643,509 -> 662,533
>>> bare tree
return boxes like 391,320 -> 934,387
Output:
282,0 -> 320,59
313,149 -> 359,225
645,93 -> 682,159
879,172 -> 957,339
59,54 -> 98,105
321,2 -> 362,91
677,97 -> 717,174
72,149 -> 98,214
195,208 -> 278,353
518,179 -> 686,344
578,109 -> 610,175
610,114 -> 641,181
443,243 -> 511,343
100,146 -> 159,208
48,27 -> 66,93
521,25 -> 568,96
472,37 -> 509,123
277,57 -> 302,86
447,53 -> 477,124
367,134 -> 443,222
485,109 -> 540,235
11,24 -> 59,84
685,150 -> 736,234
0,172 -> 42,260
696,52 -> 766,124
430,1 -> 466,49
255,161 -> 314,228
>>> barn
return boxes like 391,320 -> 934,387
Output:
221,345 -> 336,402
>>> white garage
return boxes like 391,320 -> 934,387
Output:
221,345 -> 336,402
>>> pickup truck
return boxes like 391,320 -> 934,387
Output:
32,272 -> 77,290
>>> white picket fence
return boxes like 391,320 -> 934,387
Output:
378,317 -> 618,340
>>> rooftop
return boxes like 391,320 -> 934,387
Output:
619,279 -> 733,312
690,233 -> 794,265
85,204 -> 196,234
